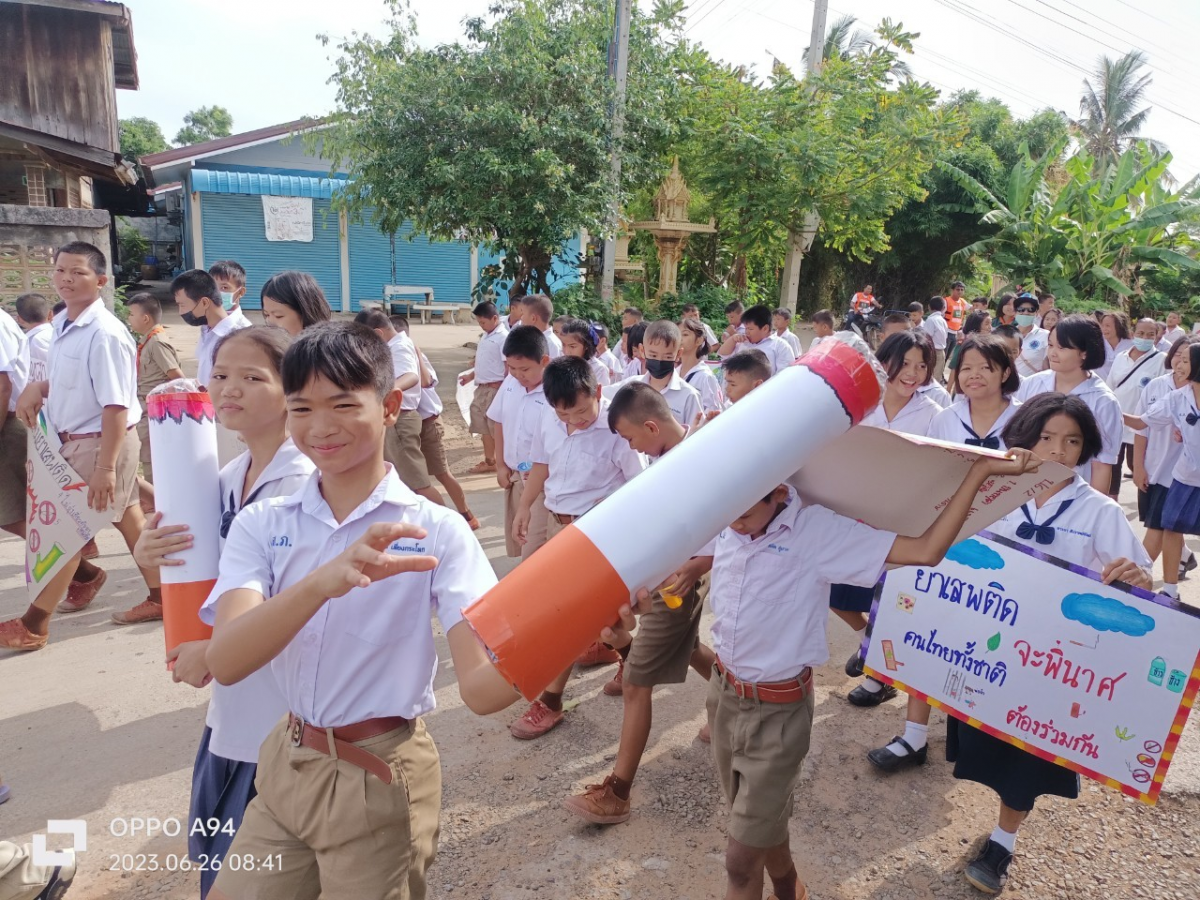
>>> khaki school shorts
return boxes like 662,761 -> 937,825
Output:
0,415 -> 27,526
213,716 -> 441,900
504,475 -> 547,559
706,671 -> 815,848
59,427 -> 140,524
469,383 -> 499,436
624,577 -> 708,688
419,415 -> 448,477
135,416 -> 153,483
385,410 -> 432,492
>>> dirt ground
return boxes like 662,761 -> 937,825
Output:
3,307 -> 1200,899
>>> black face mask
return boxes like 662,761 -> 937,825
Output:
646,358 -> 675,379
180,304 -> 207,327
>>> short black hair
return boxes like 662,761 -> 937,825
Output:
560,318 -> 597,359
213,324 -> 292,377
876,330 -> 935,386
1166,334 -> 1200,368
626,322 -> 647,356
503,324 -> 549,362
950,280 -> 966,289
622,306 -> 644,321
680,303 -> 699,315
282,321 -> 392,399
353,308 -> 394,332
741,305 -> 772,329
543,356 -> 597,408
1101,310 -> 1131,341
55,241 -> 106,274
724,300 -> 744,315
812,309 -> 834,328
126,291 -> 162,321
772,308 -> 792,322
593,322 -> 609,344
953,334 -> 1019,395
679,318 -> 710,356
644,320 -> 680,350
962,310 -> 989,334
723,347 -> 772,382
1051,314 -> 1106,370
262,271 -> 333,330
1001,392 -> 1103,466
608,380 -> 672,432
522,293 -> 553,324
171,268 -> 220,305
15,293 -> 50,324
52,301 -> 66,316
994,323 -> 1023,346
928,296 -> 946,312
883,312 -> 910,327
907,301 -> 924,314
1188,344 -> 1200,385
390,315 -> 410,334
473,300 -> 499,318
208,259 -> 246,287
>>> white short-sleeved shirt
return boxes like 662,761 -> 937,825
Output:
776,329 -> 802,358
1163,326 -> 1187,347
1096,338 -> 1134,382
621,358 -> 642,380
417,352 -> 443,419
735,334 -> 795,375
1108,349 -> 1166,443
681,363 -> 725,414
226,306 -> 252,330
543,328 -> 563,360
1141,374 -> 1184,487
710,486 -> 896,682
918,380 -> 953,409
201,440 -> 313,762
196,314 -> 252,387
926,397 -> 1021,450
1015,326 -> 1050,378
988,478 -> 1151,573
861,391 -> 940,436
0,311 -> 29,410
529,396 -> 645,515
605,372 -> 703,428
1142,383 -> 1200,488
207,468 -> 497,727
487,374 -> 549,471
473,325 -> 509,384
47,298 -> 141,433
588,356 -> 611,387
598,349 -> 623,382
923,312 -> 948,351
808,334 -> 831,353
1016,371 -> 1123,470
387,332 -> 421,411
22,321 -> 52,384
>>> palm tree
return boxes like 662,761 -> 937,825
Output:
804,14 -> 912,78
1074,50 -> 1164,168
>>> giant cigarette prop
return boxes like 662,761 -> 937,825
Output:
147,381 -> 222,653
464,336 -> 885,699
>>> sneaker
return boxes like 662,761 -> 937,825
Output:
964,838 -> 1013,894
563,775 -> 631,824
509,700 -> 564,740
0,617 -> 48,651
577,641 -> 620,667
111,598 -> 163,625
603,661 -> 625,696
58,568 -> 108,613
462,509 -> 480,531
38,849 -> 77,900
80,537 -> 99,560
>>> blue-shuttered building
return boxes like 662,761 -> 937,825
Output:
141,121 -> 582,311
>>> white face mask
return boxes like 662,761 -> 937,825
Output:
1133,337 -> 1156,352
219,291 -> 235,309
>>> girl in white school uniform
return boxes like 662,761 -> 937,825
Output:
843,330 -> 941,707
945,394 -> 1152,894
678,318 -> 725,417
1016,314 -> 1123,494
559,318 -> 611,387
868,334 -> 1022,771
133,327 -> 312,899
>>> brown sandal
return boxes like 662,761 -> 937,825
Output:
468,460 -> 496,475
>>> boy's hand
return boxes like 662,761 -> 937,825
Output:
459,371 -> 474,386
658,556 -> 712,597
513,506 -> 531,545
1101,557 -> 1152,590
16,383 -> 43,428
88,466 -> 116,512
167,640 -> 213,688
972,448 -> 1039,479
599,600 -> 643,650
497,467 -> 512,490
311,522 -> 437,599
134,511 -> 193,568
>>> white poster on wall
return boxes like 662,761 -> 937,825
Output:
262,196 -> 313,242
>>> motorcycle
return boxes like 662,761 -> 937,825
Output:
843,306 -> 886,350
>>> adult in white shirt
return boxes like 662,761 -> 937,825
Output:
718,305 -> 795,375
1096,310 -> 1134,382
1106,317 -> 1166,498
1012,293 -> 1049,378
15,292 -> 53,383
0,309 -> 29,536
922,298 -> 949,384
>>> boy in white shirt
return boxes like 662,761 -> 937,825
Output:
15,293 -> 52,382
203,321 -> 521,900
208,259 -> 253,330
772,307 -> 802,358
459,301 -> 509,474
614,307 -> 644,366
923,295 -> 949,384
608,320 -> 702,425
808,309 -> 835,352
0,309 -> 28,543
508,356 -> 646,739
416,349 -> 479,529
681,303 -> 719,346
520,293 -> 563,358
6,242 -> 160,649
719,305 -> 795,375
488,325 -> 552,559
595,323 -> 624,382
174,269 -> 247,388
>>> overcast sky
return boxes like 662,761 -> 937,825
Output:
118,0 -> 1200,178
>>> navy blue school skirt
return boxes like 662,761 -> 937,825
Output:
946,717 -> 1078,812
1142,483 -> 1169,530
829,582 -> 875,613
1161,480 -> 1200,535
189,725 -> 258,899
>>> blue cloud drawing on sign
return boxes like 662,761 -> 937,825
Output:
1060,593 -> 1156,637
945,539 -> 1005,570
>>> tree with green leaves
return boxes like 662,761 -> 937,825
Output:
174,106 -> 234,146
1073,51 -> 1162,170
803,14 -> 912,79
321,0 -> 685,298
119,117 -> 169,176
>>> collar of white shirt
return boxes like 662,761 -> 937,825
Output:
54,297 -> 105,336
639,371 -> 685,392
284,465 -> 420,527
226,438 -> 314,501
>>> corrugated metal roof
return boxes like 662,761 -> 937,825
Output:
190,169 -> 346,198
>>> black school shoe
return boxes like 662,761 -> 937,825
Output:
964,839 -> 1013,895
847,682 -> 897,707
867,735 -> 927,772
845,650 -> 864,678
1180,554 -> 1198,580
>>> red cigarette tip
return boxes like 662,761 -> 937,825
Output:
795,337 -> 881,425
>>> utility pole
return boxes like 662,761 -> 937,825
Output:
599,0 -> 631,309
778,0 -> 828,313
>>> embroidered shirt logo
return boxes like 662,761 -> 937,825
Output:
269,535 -> 292,548
389,541 -> 428,553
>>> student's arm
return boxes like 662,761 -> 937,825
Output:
718,334 -> 744,357
89,405 -> 129,512
513,463 -> 548,544
15,380 -> 49,428
207,522 -> 437,685
492,422 -> 511,489
1089,462 -> 1113,493
1132,433 -> 1150,491
394,372 -> 419,393
415,348 -> 434,389
886,450 -> 1040,566
459,369 -> 475,386
164,366 -> 185,381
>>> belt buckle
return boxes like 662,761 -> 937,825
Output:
289,715 -> 305,747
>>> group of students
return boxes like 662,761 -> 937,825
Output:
0,251 -> 1184,900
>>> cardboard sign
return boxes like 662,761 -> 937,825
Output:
864,533 -> 1200,804
262,196 -> 313,242
25,411 -> 109,597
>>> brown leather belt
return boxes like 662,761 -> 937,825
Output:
551,512 -> 576,526
287,713 -> 409,784
477,380 -> 503,388
715,658 -> 813,704
58,424 -> 136,443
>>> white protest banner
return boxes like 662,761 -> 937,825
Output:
25,411 -> 109,597
262,196 -> 313,242
863,533 -> 1200,804
456,370 -> 475,427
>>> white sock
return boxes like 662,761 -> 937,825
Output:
1162,583 -> 1179,598
860,677 -> 884,694
989,827 -> 1017,853
886,721 -> 928,756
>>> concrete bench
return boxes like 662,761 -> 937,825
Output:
384,285 -> 435,317
411,303 -> 462,325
